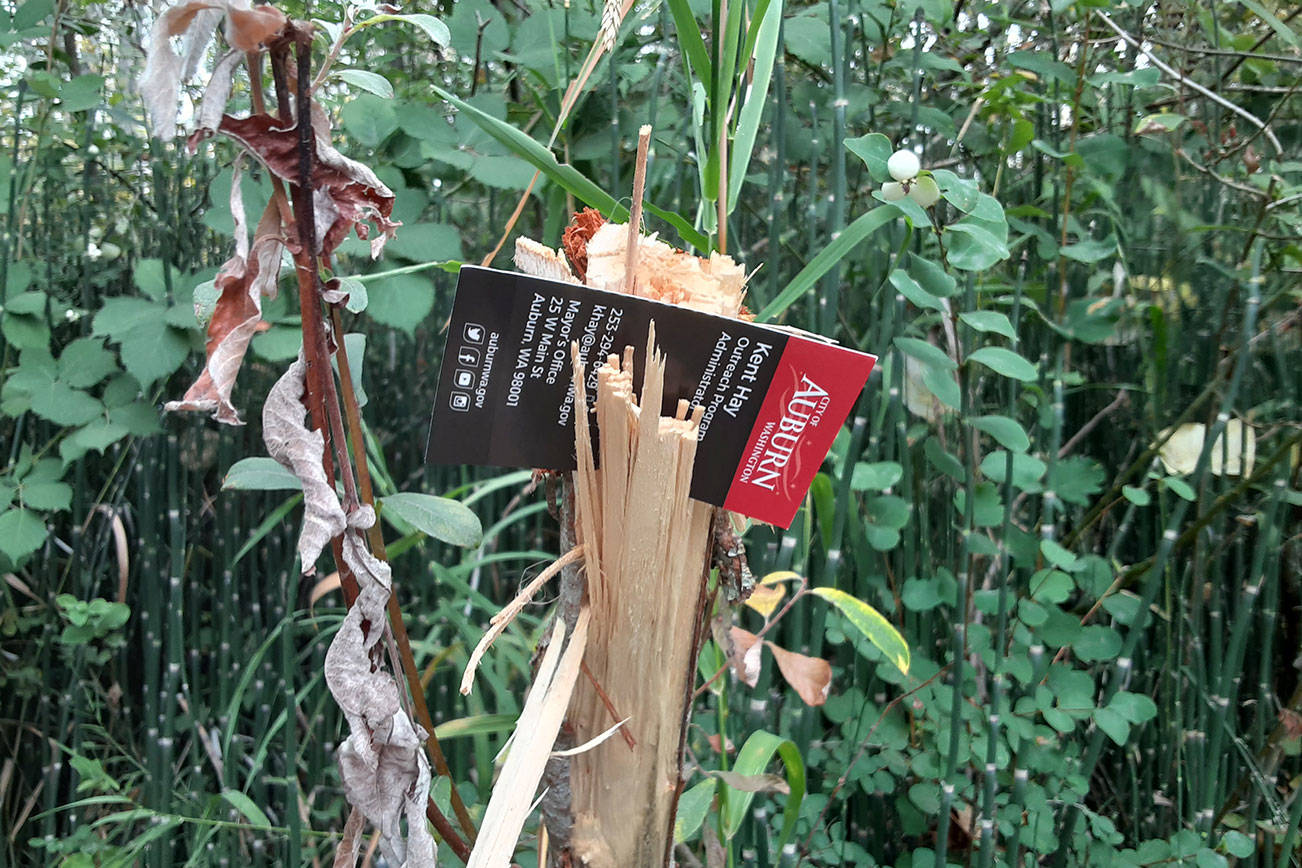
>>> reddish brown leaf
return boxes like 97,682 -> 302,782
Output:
728,626 -> 763,688
217,113 -> 399,260
140,0 -> 287,140
166,162 -> 284,424
224,3 -> 287,51
765,641 -> 831,707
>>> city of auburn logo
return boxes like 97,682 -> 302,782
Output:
740,371 -> 831,496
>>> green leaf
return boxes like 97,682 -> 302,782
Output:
889,269 -> 945,312
1029,569 -> 1074,604
341,94 -> 399,148
58,337 -> 118,389
1040,539 -> 1080,572
2,311 -> 49,349
665,0 -> 712,89
930,169 -> 979,212
673,779 -> 717,843
980,450 -> 1046,492
21,480 -> 71,511
1221,831 -> 1254,858
726,0 -> 782,213
1108,691 -> 1157,724
59,74 -> 103,112
60,421 -> 130,464
1060,236 -> 1116,263
757,206 -> 896,322
1235,0 -> 1298,47
222,458 -> 303,491
357,12 -> 451,47
953,481 -> 1005,527
721,730 -> 805,851
901,577 -> 943,612
958,310 -> 1015,339
427,83 -> 632,230
1196,849 -> 1228,868
945,220 -> 1010,270
1050,456 -> 1106,505
1093,707 -> 1131,745
907,253 -> 957,298
895,336 -> 955,370
850,461 -> 902,492
30,380 -> 103,426
379,492 -> 482,547
845,133 -> 893,182
335,276 -> 368,314
970,414 -> 1031,452
220,790 -> 272,829
366,273 -> 434,336
13,0 -> 54,30
432,713 -> 518,739
922,366 -> 961,411
1164,475 -> 1196,502
4,291 -> 46,316
1075,625 -> 1122,662
93,298 -> 193,388
334,69 -> 394,99
809,587 -> 909,674
132,258 -> 169,301
967,346 -> 1038,382
0,508 -> 47,562
384,222 -> 463,262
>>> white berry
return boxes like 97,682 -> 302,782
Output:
908,175 -> 941,208
881,181 -> 906,201
887,149 -> 921,181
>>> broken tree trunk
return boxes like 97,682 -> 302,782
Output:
564,331 -> 715,867
511,209 -> 749,866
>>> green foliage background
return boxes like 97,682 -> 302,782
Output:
0,0 -> 1299,864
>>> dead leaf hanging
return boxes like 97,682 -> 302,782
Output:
140,0 -> 288,140
765,641 -> 832,707
165,158 -> 285,424
217,113 -> 399,259
261,356 -> 347,572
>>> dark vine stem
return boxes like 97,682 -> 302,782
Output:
330,305 -> 479,847
263,23 -> 476,862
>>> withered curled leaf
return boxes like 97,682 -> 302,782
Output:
261,356 -> 347,572
218,113 -> 399,259
728,626 -> 763,688
140,0 -> 287,140
327,514 -> 435,867
166,158 -> 284,424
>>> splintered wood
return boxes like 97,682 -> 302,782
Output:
474,213 -> 749,868
566,327 -> 714,868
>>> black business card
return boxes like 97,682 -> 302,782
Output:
426,266 -> 876,528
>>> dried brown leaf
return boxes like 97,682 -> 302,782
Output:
261,357 -> 347,572
218,113 -> 399,259
765,641 -> 831,707
140,0 -> 287,140
327,516 -> 434,867
727,626 -> 763,688
338,709 -> 435,868
332,806 -> 366,868
166,164 -> 284,424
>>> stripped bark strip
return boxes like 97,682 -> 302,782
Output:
461,545 -> 586,695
